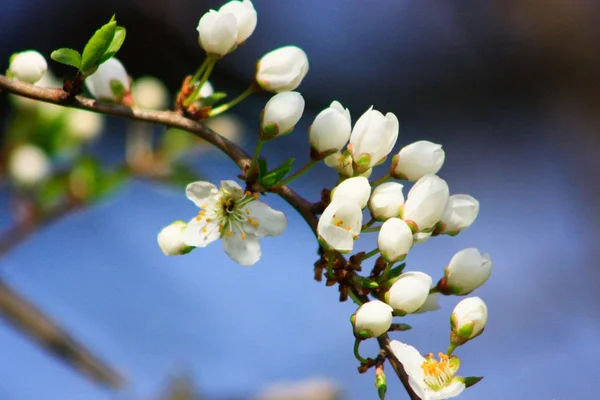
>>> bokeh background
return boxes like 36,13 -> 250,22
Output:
1,0 -> 599,399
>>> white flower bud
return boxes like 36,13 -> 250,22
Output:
349,107 -> 399,173
324,151 -> 372,178
451,296 -> 488,344
8,50 -> 47,84
402,174 -> 449,232
331,176 -> 371,209
199,80 -> 214,98
441,248 -> 491,295
261,91 -> 304,139
197,9 -> 238,56
65,109 -> 104,141
385,271 -> 432,315
309,101 -> 351,155
317,198 -> 362,253
351,300 -> 393,338
256,46 -> 309,92
378,218 -> 413,263
436,194 -> 480,235
85,58 -> 130,102
8,144 -> 50,186
219,0 -> 257,44
391,140 -> 445,181
132,77 -> 169,110
158,221 -> 194,256
368,182 -> 404,221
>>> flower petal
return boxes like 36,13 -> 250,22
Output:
429,380 -> 466,400
318,223 -> 355,253
186,181 -> 219,207
182,218 -> 220,248
221,180 -> 245,200
222,229 -> 261,266
245,200 -> 287,237
389,340 -> 425,382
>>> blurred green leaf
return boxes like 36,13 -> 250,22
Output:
160,128 -> 196,160
96,167 -> 130,197
257,158 -> 268,182
200,92 -> 227,107
50,48 -> 81,69
99,26 -> 126,64
166,163 -> 202,188
260,158 -> 294,187
387,263 -> 406,280
109,79 -> 127,99
68,157 -> 101,201
36,175 -> 68,209
464,376 -> 483,388
81,17 -> 117,73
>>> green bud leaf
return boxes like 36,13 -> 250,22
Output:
109,79 -> 127,99
260,158 -> 295,187
385,263 -> 406,282
200,92 -> 227,107
464,376 -> 484,388
355,276 -> 379,289
81,16 -> 118,72
99,26 -> 126,64
257,158 -> 268,181
50,48 -> 82,69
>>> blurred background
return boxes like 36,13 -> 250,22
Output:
1,0 -> 599,399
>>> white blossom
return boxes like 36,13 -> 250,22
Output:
368,182 -> 404,221
8,144 -> 50,186
309,101 -> 351,155
182,180 -> 287,266
385,271 -> 432,315
157,221 -> 193,255
317,197 -> 362,254
441,248 -> 492,295
8,50 -> 47,84
436,194 -> 480,235
331,176 -> 371,209
413,231 -> 432,244
352,300 -> 393,338
132,77 -> 169,110
390,340 -> 465,400
197,9 -> 238,56
349,106 -> 399,173
65,109 -> 104,141
378,218 -> 413,263
219,0 -> 257,44
402,174 -> 449,232
85,58 -> 130,102
451,296 -> 488,344
391,140 -> 445,181
414,293 -> 441,314
261,91 -> 305,139
256,46 -> 309,92
323,151 -> 372,178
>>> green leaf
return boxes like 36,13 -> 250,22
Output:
68,157 -> 101,201
109,79 -> 127,98
99,26 -> 126,64
260,158 -> 294,187
81,17 -> 117,72
387,263 -> 406,280
160,128 -> 196,160
50,48 -> 81,69
257,158 -> 268,181
96,168 -> 129,197
464,376 -> 484,388
166,163 -> 203,187
200,92 -> 227,107
36,175 -> 68,209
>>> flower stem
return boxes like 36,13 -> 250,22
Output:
380,262 -> 392,284
326,251 -> 335,279
189,57 -> 211,86
361,218 -> 376,230
184,57 -> 217,107
354,339 -> 370,364
208,85 -> 256,117
276,160 -> 317,187
446,343 -> 457,356
362,248 -> 380,261
371,173 -> 391,187
248,139 -> 264,180
362,226 -> 381,233
348,289 -> 363,305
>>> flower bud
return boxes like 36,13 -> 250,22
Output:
331,176 -> 371,209
8,144 -> 50,186
317,198 -> 362,253
85,58 -> 130,102
436,194 -> 480,236
8,50 -> 47,84
440,248 -> 491,295
256,46 -> 309,92
391,140 -> 444,181
368,182 -> 404,221
219,0 -> 257,44
65,109 -> 104,141
378,218 -> 413,263
402,174 -> 449,232
385,271 -> 432,315
349,107 -> 399,173
132,77 -> 169,110
351,300 -> 393,338
450,297 -> 488,345
260,91 -> 304,140
197,9 -> 238,56
324,151 -> 372,178
157,221 -> 194,255
309,101 -> 351,156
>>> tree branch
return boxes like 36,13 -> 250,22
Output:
0,75 -> 420,399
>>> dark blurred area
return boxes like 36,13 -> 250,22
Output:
1,0 -> 599,399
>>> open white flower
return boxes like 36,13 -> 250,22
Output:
219,0 -> 257,44
390,340 -> 465,400
351,300 -> 393,338
317,197 -> 362,253
436,194 -> 480,236
369,182 -> 404,221
182,180 -> 286,266
331,176 -> 371,209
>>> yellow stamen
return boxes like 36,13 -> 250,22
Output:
199,210 -> 206,216
253,193 -> 259,199
245,191 -> 252,197
245,209 -> 250,215
420,352 -> 458,391
241,233 -> 246,240
196,216 -> 202,221
201,227 -> 207,233
226,231 -> 233,237
252,220 -> 259,227
206,218 -> 212,223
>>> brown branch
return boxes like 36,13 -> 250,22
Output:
0,75 -> 420,399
